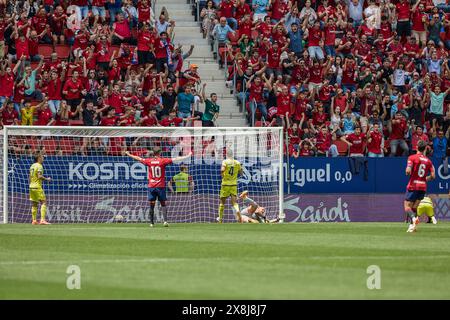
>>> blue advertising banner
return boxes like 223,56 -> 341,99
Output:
7,156 -> 280,195
7,156 -> 449,195
286,157 -> 449,194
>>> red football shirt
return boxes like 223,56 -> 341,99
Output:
140,157 -> 173,188
347,133 -> 366,154
406,154 -> 434,191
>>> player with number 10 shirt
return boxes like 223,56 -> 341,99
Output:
125,147 -> 192,228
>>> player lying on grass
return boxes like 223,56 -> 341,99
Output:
126,147 -> 192,228
405,140 -> 435,233
218,149 -> 243,223
29,153 -> 51,225
239,191 -> 280,223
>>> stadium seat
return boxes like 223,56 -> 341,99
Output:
38,44 -> 54,60
334,140 -> 349,156
55,44 -> 71,60
254,120 -> 262,127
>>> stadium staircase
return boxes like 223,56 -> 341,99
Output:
154,0 -> 248,127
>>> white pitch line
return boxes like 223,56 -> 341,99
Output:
0,256 -> 449,266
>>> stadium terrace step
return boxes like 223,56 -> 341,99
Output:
155,0 -> 246,127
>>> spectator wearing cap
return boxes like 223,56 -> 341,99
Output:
288,21 -> 308,59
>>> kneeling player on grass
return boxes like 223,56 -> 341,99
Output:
29,153 -> 52,225
405,140 -> 435,233
417,196 -> 437,224
125,148 -> 192,228
218,149 -> 243,223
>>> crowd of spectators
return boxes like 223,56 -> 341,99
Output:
199,0 -> 450,159
0,0 -> 222,142
0,0 -> 449,161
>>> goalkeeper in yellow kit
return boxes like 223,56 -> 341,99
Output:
29,154 -> 52,225
218,150 -> 243,223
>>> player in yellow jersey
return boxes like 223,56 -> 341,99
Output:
417,196 -> 437,224
29,154 -> 52,225
218,149 -> 243,223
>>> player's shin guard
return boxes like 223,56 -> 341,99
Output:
40,204 -> 47,221
31,204 -> 38,221
218,204 -> 224,222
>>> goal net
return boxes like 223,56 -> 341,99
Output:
1,126 -> 284,224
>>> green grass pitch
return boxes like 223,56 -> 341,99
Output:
1,222 -> 450,299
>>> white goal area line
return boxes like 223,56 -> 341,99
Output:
1,256 -> 448,266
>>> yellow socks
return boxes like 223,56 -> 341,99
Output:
218,204 -> 224,222
40,204 -> 47,221
31,204 -> 38,221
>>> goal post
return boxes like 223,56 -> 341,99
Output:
1,126 -> 284,224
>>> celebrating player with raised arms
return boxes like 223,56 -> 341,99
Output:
405,140 -> 435,233
218,149 -> 243,223
126,147 -> 192,228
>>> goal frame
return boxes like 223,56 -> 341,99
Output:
1,126 -> 284,224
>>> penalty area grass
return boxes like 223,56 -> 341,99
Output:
0,222 -> 450,299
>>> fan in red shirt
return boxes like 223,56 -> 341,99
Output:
389,112 -> 409,156
125,147 -> 192,227
404,140 -> 435,232
35,99 -> 55,126
161,109 -> 183,127
366,123 -> 384,157
343,126 -> 366,156
62,70 -> 86,110
138,0 -> 152,24
0,101 -> 19,125
275,84 -> 291,127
